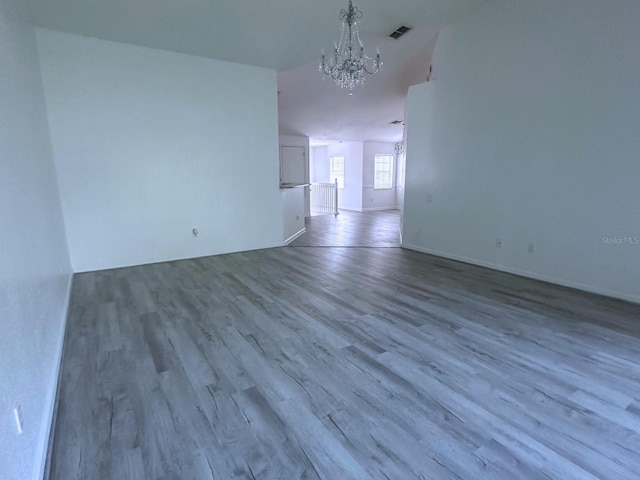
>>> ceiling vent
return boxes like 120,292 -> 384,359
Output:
389,26 -> 412,40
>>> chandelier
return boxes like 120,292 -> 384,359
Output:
319,0 -> 382,95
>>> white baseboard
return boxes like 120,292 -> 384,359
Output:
401,243 -> 640,305
362,206 -> 398,212
284,227 -> 306,245
37,274 -> 73,480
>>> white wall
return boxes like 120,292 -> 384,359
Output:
363,142 -> 397,211
403,0 -> 640,302
312,142 -> 399,213
310,146 -> 329,183
0,1 -> 72,479
279,134 -> 310,218
37,29 -> 283,272
282,188 -> 306,244
327,142 -> 364,212
396,148 -> 406,219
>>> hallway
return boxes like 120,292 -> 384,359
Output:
289,210 -> 401,247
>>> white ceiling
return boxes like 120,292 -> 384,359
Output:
28,0 -> 487,144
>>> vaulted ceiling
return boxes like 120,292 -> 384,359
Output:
28,0 -> 487,143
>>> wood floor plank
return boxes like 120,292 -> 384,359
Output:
231,386 -> 322,479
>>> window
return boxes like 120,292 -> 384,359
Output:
374,154 -> 394,189
330,155 -> 345,189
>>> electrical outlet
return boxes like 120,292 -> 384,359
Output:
496,239 -> 503,248
192,228 -> 199,238
14,404 -> 23,434
528,242 -> 535,253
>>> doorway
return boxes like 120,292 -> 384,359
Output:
289,210 -> 400,247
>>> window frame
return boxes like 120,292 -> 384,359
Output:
373,154 -> 394,190
329,155 -> 345,189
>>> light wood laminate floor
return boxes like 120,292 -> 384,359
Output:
289,209 -> 400,247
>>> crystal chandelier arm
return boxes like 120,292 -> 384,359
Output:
362,60 -> 381,74
362,50 -> 382,74
320,64 -> 333,76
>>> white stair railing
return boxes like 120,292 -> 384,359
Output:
310,179 -> 339,216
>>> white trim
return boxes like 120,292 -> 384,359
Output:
401,243 -> 640,305
362,206 -> 397,212
363,185 -> 397,190
284,227 -> 306,245
374,153 -> 394,190
37,274 -> 73,480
